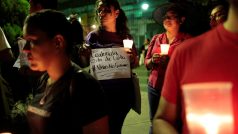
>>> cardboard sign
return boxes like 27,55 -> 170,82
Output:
90,47 -> 131,80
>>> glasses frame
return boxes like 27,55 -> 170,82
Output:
162,15 -> 178,21
97,7 -> 112,15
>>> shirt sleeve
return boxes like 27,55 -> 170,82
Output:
144,34 -> 158,69
0,27 -> 11,51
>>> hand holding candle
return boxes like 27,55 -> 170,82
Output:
123,39 -> 133,49
123,39 -> 135,63
152,53 -> 160,64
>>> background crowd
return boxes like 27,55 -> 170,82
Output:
0,0 -> 235,134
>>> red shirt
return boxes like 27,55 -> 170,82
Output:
145,32 -> 191,89
162,25 -> 238,134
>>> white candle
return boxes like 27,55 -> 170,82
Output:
160,44 -> 170,55
123,39 -> 133,48
182,82 -> 234,134
187,113 -> 233,134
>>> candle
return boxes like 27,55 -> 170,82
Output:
160,44 -> 170,55
187,113 -> 233,134
123,39 -> 133,49
182,82 -> 234,134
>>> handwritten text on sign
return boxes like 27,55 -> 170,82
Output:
90,48 -> 131,80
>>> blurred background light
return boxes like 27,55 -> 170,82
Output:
141,3 -> 149,10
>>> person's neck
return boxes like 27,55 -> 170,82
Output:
224,6 -> 238,33
104,23 -> 116,33
166,30 -> 178,44
47,57 -> 72,82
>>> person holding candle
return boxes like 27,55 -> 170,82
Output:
23,9 -> 109,134
153,0 -> 238,133
144,3 -> 192,134
80,0 -> 138,133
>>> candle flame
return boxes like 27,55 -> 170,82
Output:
187,113 -> 233,134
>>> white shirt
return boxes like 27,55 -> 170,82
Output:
0,27 -> 11,51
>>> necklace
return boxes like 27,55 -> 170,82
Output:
39,78 -> 54,105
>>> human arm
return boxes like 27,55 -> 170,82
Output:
77,43 -> 91,68
153,45 -> 183,134
144,35 -> 158,70
124,44 -> 139,69
144,35 -> 170,70
153,97 -> 179,134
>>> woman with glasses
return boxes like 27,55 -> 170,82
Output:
23,9 -> 109,134
144,3 -> 192,134
81,0 -> 138,133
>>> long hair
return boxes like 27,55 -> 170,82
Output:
95,0 -> 131,39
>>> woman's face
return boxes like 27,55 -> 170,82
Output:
163,11 -> 181,32
22,24 -> 58,72
97,2 -> 119,27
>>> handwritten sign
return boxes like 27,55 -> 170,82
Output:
90,47 -> 131,80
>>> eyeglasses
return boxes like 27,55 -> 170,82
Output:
97,7 -> 112,15
163,15 -> 178,20
26,39 -> 47,46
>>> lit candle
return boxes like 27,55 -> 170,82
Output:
187,113 -> 233,134
160,44 -> 170,55
123,39 -> 133,49
182,82 -> 234,134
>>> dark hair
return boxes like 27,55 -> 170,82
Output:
24,9 -> 74,54
69,15 -> 84,45
95,0 -> 131,39
210,1 -> 229,18
30,0 -> 58,10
